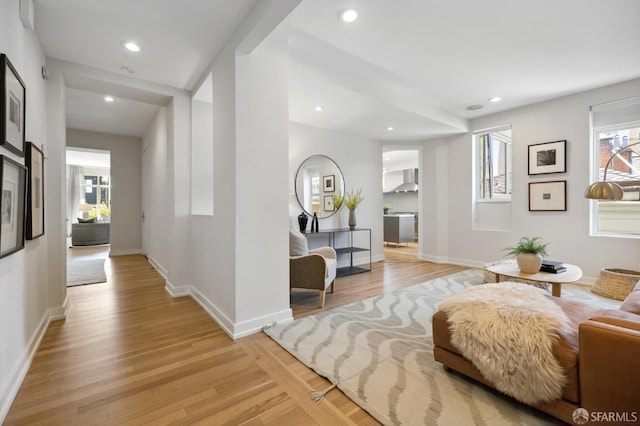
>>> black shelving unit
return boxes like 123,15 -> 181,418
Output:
303,228 -> 372,277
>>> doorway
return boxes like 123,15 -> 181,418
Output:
66,148 -> 111,233
382,148 -> 420,262
65,148 -> 111,285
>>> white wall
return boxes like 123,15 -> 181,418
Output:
190,98 -> 214,215
141,108 -> 170,276
289,122 -> 384,266
422,78 -> 640,282
234,32 -> 291,330
185,44 -> 236,328
66,129 -> 142,255
185,3 -> 302,339
383,192 -> 419,213
0,2 -> 63,421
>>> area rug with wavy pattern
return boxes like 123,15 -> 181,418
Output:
264,269 -> 619,425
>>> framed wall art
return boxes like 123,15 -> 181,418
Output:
0,155 -> 27,258
323,195 -> 335,211
529,180 -> 566,212
25,142 -> 44,239
323,175 -> 335,192
528,140 -> 566,175
1,54 -> 26,156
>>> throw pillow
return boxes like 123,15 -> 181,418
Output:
620,279 -> 640,315
77,217 -> 96,223
289,229 -> 308,257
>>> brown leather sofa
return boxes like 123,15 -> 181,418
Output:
433,280 -> 640,424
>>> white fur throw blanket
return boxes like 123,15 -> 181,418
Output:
439,282 -> 571,404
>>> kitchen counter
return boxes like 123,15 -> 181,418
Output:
384,214 -> 414,245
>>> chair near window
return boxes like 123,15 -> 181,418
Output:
289,229 -> 337,308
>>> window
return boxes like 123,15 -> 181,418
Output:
590,97 -> 640,236
81,174 -> 111,221
476,126 -> 512,201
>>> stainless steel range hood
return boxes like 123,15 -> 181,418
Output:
389,168 -> 418,192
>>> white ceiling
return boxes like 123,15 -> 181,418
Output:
35,0 -> 259,137
34,0 -> 640,140
35,0 -> 259,90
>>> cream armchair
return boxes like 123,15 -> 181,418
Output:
289,230 -> 338,308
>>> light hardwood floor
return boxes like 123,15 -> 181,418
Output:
5,246 -> 465,425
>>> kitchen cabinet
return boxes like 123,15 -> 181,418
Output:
383,214 -> 414,245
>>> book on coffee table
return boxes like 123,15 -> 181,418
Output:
541,260 -> 566,273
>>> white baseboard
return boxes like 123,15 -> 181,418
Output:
418,252 -> 451,264
189,286 -> 236,338
232,308 -> 293,339
0,305 -> 66,424
164,280 -> 191,297
164,282 -> 293,340
445,257 -> 487,269
109,248 -> 143,256
49,296 -> 70,320
147,256 -> 168,281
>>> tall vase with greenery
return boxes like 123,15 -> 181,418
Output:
344,188 -> 364,229
504,236 -> 549,273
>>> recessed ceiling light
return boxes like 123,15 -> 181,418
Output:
123,41 -> 141,52
386,126 -> 394,131
104,96 -> 114,102
120,66 -> 136,74
489,96 -> 502,103
466,104 -> 484,111
339,9 -> 358,22
314,105 -> 324,112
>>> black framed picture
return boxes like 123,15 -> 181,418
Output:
1,54 -> 26,156
323,175 -> 335,192
528,140 -> 566,175
0,155 -> 27,258
529,180 -> 567,212
25,142 -> 44,239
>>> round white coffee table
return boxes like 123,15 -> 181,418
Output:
485,260 -> 583,297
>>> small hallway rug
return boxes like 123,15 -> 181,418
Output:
67,258 -> 107,286
264,269 -> 619,425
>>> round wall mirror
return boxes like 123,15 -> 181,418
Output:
295,155 -> 345,219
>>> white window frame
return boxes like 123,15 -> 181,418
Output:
589,120 -> 640,238
474,125 -> 512,203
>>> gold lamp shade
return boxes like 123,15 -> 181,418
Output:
584,181 -> 624,200
585,141 -> 640,200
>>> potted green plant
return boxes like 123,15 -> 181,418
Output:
504,236 -> 549,273
383,205 -> 392,214
344,188 -> 364,229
